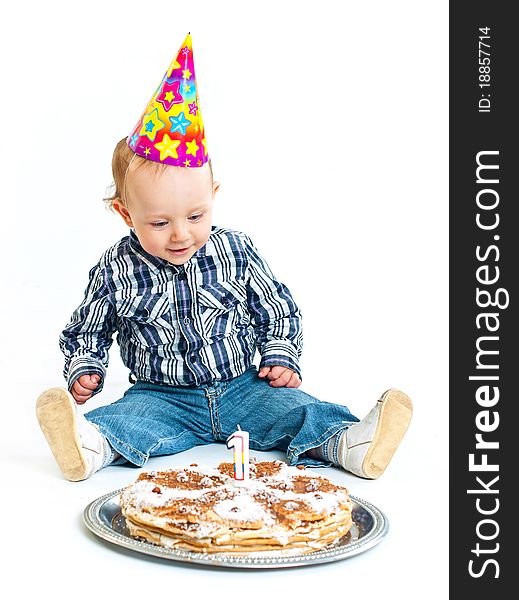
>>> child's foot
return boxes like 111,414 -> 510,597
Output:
36,387 -> 108,481
339,388 -> 413,479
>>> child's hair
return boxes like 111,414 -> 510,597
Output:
103,137 -> 213,210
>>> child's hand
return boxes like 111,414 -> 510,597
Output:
71,374 -> 101,404
258,366 -> 301,388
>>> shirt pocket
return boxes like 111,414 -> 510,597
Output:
115,292 -> 174,346
197,281 -> 247,312
116,292 -> 171,322
196,282 -> 249,339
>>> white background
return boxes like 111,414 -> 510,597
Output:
1,1 -> 448,598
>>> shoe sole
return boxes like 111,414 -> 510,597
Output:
36,387 -> 88,481
361,388 -> 413,479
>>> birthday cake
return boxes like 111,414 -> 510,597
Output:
119,459 -> 353,555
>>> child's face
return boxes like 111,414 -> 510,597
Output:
114,162 -> 219,265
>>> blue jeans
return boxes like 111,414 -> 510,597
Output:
85,366 -> 359,468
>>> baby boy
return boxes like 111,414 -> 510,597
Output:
36,34 -> 412,482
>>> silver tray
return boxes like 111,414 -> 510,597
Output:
83,488 -> 389,569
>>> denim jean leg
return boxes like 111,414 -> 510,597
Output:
84,381 -> 216,467
217,367 -> 360,467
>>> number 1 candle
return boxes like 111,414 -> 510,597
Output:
226,425 -> 250,483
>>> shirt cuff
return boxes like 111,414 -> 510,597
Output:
259,340 -> 301,378
66,356 -> 106,397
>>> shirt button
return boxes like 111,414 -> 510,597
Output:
184,317 -> 191,325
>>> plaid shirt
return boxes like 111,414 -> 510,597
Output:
59,227 -> 303,395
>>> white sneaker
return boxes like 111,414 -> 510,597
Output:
338,388 -> 413,479
36,387 -> 107,481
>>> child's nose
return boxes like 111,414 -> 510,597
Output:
170,222 -> 189,242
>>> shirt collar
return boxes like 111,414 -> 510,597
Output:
128,228 -> 214,273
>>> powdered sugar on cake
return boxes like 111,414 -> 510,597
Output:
119,460 -> 353,554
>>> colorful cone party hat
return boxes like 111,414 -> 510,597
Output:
127,33 -> 208,168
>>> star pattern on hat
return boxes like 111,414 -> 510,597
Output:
157,81 -> 183,112
166,59 -> 181,78
155,133 -> 181,161
169,112 -> 191,135
127,33 -> 208,168
139,108 -> 165,142
185,139 -> 199,157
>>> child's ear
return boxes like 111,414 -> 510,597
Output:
212,181 -> 221,197
112,200 -> 134,227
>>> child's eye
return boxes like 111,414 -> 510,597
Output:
151,221 -> 168,228
188,213 -> 204,222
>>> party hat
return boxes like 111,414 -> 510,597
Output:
127,33 -> 208,168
